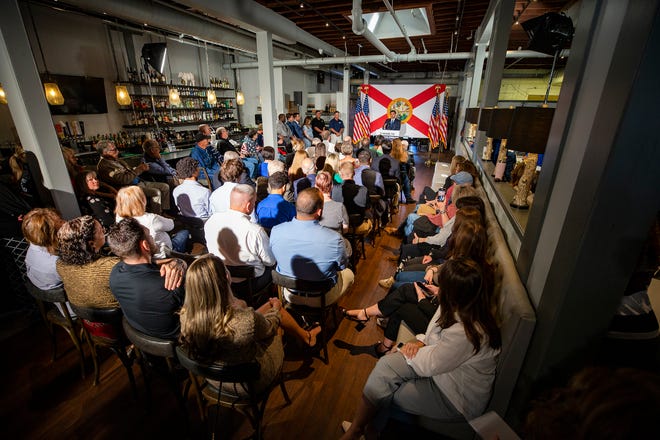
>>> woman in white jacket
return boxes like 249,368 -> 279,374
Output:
115,185 -> 188,259
340,258 -> 501,439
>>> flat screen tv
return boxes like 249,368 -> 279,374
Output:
44,74 -> 107,115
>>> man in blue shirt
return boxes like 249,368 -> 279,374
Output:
270,188 -> 354,307
256,171 -> 296,229
328,111 -> 344,145
288,112 -> 304,140
190,132 -> 221,189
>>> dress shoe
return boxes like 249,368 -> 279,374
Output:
378,276 -> 395,289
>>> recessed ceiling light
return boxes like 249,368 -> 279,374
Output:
326,22 -> 330,27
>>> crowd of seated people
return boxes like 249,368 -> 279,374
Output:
20,121 -> 506,436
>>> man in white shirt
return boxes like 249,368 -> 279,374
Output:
173,157 -> 211,220
204,184 -> 275,301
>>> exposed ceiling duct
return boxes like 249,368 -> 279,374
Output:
382,0 -> 416,55
54,0 -> 304,59
224,49 -> 569,69
351,0 -> 396,61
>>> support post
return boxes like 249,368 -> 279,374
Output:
256,31 -> 277,154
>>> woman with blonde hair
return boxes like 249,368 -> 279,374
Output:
391,138 -> 415,204
323,152 -> 342,184
115,185 -> 188,258
287,149 -> 308,183
179,254 -> 321,394
22,208 -> 64,289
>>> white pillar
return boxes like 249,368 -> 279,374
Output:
273,67 -> 284,115
342,66 -> 350,129
468,44 -> 486,107
0,0 -> 79,218
256,31 -> 277,151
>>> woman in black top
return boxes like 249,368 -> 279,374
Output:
75,170 -> 117,231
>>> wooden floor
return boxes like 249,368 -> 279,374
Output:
1,150 -> 450,440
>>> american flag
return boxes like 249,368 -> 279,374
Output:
428,93 -> 441,149
352,93 -> 370,143
439,93 -> 449,147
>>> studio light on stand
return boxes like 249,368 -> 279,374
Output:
141,42 -> 168,130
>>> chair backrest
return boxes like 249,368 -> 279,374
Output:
70,305 -> 123,325
226,265 -> 256,280
383,178 -> 399,198
122,316 -> 177,358
271,271 -> 334,298
25,280 -> 67,303
347,213 -> 363,229
175,346 -> 260,384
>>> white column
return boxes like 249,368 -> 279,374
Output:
273,67 -> 284,114
256,31 -> 277,152
0,0 -> 79,218
468,44 -> 486,107
342,66 -> 350,129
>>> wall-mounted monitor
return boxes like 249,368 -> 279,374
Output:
44,74 -> 107,115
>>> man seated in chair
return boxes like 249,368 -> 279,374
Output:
205,184 -> 275,301
107,218 -> 186,340
331,162 -> 372,236
172,157 -> 210,245
270,188 -> 354,307
256,171 -> 296,230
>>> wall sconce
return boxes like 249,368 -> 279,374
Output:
207,89 -> 217,105
169,88 -> 181,106
236,91 -> 245,106
115,84 -> 131,106
0,84 -> 7,104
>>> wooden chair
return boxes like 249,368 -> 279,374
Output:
271,271 -> 336,364
383,178 -> 401,222
176,346 -> 290,440
226,265 -> 273,307
71,305 -> 137,397
121,317 -> 189,414
25,280 -> 86,378
344,214 -> 368,272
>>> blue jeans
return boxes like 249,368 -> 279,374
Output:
392,271 -> 425,290
242,157 -> 259,179
170,229 -> 189,253
403,213 -> 421,237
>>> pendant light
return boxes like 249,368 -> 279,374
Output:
204,42 -> 217,105
29,4 -> 64,105
235,64 -> 244,105
169,87 -> 181,106
115,85 -> 131,106
236,91 -> 245,106
0,84 -> 8,104
108,27 -> 132,106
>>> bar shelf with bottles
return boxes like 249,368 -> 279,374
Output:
117,73 -> 237,130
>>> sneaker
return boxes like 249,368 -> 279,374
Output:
378,276 -> 395,289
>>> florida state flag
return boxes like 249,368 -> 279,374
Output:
363,84 -> 447,139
